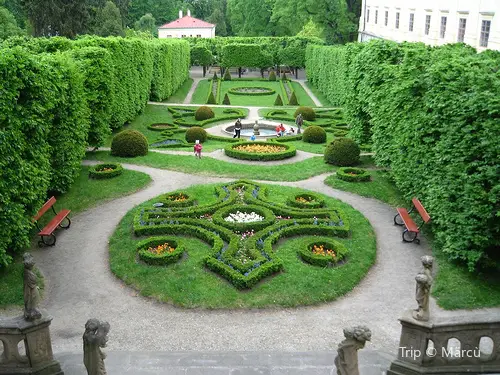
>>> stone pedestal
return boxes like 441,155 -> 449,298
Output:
0,312 -> 63,375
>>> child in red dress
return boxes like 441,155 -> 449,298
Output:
194,140 -> 202,159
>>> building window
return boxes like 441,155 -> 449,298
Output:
409,13 -> 414,32
196,34 -> 202,38
395,12 -> 400,29
167,35 -> 172,38
440,16 -> 447,38
385,11 -> 388,26
457,18 -> 466,42
480,20 -> 491,47
367,9 -> 370,23
181,35 -> 186,38
425,15 -> 431,35
375,10 -> 378,24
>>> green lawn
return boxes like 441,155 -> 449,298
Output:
109,182 -> 376,308
163,78 -> 193,103
291,81 -> 316,107
191,79 -> 211,104
0,166 -> 151,307
85,151 -> 335,181
304,81 -> 335,107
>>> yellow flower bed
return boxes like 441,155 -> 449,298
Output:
233,144 -> 286,154
312,244 -> 337,259
147,242 -> 176,255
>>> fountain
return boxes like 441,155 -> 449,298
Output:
222,119 -> 297,139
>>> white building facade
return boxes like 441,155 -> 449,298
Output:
158,10 -> 215,39
358,0 -> 499,51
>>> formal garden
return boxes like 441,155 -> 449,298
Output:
1,36 -> 499,323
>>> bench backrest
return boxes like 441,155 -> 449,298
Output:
412,198 -> 431,223
33,196 -> 57,222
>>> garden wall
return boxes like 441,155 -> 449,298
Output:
0,37 -> 190,267
306,40 -> 500,270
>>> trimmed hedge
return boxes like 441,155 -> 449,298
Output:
294,106 -> 316,121
137,237 -> 184,266
224,142 -> 296,161
88,163 -> 124,179
302,126 -> 326,144
336,167 -> 371,182
111,130 -> 149,157
228,87 -> 276,96
287,193 -> 325,209
212,204 -> 276,233
324,138 -> 360,166
195,106 -> 215,120
298,240 -> 348,267
158,192 -> 196,207
223,69 -> 232,81
223,93 -> 231,105
274,94 -> 284,106
185,127 -> 208,143
269,70 -> 276,81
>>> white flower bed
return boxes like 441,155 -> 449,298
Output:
224,211 -> 264,223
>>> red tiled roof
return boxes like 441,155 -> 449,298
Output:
159,16 -> 215,29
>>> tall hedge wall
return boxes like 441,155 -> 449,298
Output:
306,40 -> 500,270
0,37 -> 190,267
221,44 -> 264,68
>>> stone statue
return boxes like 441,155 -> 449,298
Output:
23,252 -> 42,321
83,319 -> 110,375
334,325 -> 372,375
413,255 -> 434,321
253,119 -> 260,135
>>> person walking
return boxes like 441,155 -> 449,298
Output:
295,113 -> 303,134
194,140 -> 203,159
233,118 -> 242,139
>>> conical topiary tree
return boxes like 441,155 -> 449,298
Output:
223,93 -> 231,105
213,72 -> 218,80
269,70 -> 276,81
223,69 -> 232,81
281,71 -> 287,81
207,91 -> 216,104
274,94 -> 283,106
289,91 -> 298,105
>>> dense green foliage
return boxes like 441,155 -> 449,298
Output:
111,130 -> 149,157
221,43 -> 267,68
190,45 -> 213,67
223,68 -> 232,80
324,138 -> 360,166
0,6 -> 23,39
185,127 -> 208,143
195,106 -> 215,120
308,40 -> 500,269
302,126 -> 326,144
294,106 -> 316,121
269,70 -> 276,81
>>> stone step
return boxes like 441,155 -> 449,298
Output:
57,350 -> 394,375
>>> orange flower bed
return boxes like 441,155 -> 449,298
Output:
296,196 -> 315,204
312,244 -> 337,258
233,144 -> 286,154
146,243 -> 176,255
100,167 -> 115,172
168,193 -> 188,202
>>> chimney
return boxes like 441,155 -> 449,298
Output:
187,9 -> 191,17
179,10 -> 183,18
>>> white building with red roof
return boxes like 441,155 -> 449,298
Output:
158,10 -> 216,39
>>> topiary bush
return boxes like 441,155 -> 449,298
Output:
206,91 -> 216,104
324,138 -> 360,166
336,167 -> 371,182
294,106 -> 316,121
88,163 -> 123,179
274,94 -> 283,106
281,72 -> 287,81
185,126 -> 208,143
269,70 -> 276,81
223,93 -> 231,105
223,69 -> 232,81
195,105 -> 215,120
212,72 -> 218,80
303,126 -> 327,144
289,91 -> 298,105
111,130 -> 148,157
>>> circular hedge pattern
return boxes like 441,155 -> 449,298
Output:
336,167 -> 371,182
158,192 -> 196,207
137,237 -> 184,266
224,142 -> 296,161
148,123 -> 178,131
185,126 -> 207,143
195,106 -> 215,121
294,106 -> 316,121
111,130 -> 148,157
109,181 -> 377,308
298,240 -> 348,267
88,163 -> 123,179
212,204 -> 275,233
287,193 -> 325,209
228,87 -> 276,96
303,126 -> 327,144
324,138 -> 360,166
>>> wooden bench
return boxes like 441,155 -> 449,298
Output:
394,198 -> 430,244
33,197 -> 71,247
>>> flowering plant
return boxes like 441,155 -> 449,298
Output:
146,242 -> 176,255
224,211 -> 264,223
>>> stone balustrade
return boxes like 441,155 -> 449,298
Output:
388,309 -> 500,374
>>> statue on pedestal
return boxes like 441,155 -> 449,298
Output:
413,255 -> 434,321
83,319 -> 110,375
334,325 -> 372,375
23,252 -> 42,321
253,120 -> 260,135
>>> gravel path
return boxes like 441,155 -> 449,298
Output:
10,162 -> 498,358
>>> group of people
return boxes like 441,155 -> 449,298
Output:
275,123 -> 295,137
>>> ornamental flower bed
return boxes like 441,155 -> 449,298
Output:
225,142 -> 296,161
224,211 -> 264,223
167,193 -> 188,202
137,237 -> 184,266
299,240 -> 348,267
158,191 -> 195,207
287,193 -> 325,209
336,167 -> 371,183
88,163 -> 123,179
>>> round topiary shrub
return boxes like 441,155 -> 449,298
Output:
336,167 -> 371,182
324,138 -> 360,166
195,106 -> 215,121
294,106 -> 316,121
111,130 -> 148,157
185,126 -> 207,143
302,126 -> 326,144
